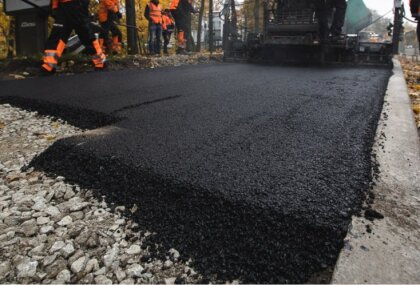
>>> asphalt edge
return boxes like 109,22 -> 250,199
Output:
331,57 -> 420,283
0,96 -> 121,130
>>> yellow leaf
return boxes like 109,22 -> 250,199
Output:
45,135 -> 57,141
413,104 -> 420,114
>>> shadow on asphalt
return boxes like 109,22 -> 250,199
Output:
28,136 -> 348,283
0,96 -> 120,129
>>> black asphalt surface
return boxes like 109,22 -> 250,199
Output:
0,63 -> 391,283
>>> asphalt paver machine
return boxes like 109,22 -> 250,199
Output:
224,0 -> 393,65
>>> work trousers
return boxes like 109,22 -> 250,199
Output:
45,1 -> 97,55
162,30 -> 172,53
148,22 -> 162,54
330,0 -> 347,35
315,0 -> 347,39
100,12 -> 123,50
170,9 -> 187,49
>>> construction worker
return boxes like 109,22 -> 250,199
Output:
315,0 -> 347,41
162,9 -> 175,55
169,0 -> 195,54
42,0 -> 106,72
145,0 -> 163,55
410,0 -> 420,50
98,0 -> 123,55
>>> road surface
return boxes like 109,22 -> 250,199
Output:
0,63 -> 391,283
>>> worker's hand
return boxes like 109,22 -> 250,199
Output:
116,11 -> 123,19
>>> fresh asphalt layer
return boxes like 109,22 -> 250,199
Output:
0,63 -> 391,283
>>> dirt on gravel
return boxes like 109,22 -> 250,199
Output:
0,52 -> 223,81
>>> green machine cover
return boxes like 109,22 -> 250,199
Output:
344,0 -> 373,34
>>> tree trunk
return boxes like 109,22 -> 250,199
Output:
7,18 -> 15,58
208,0 -> 213,52
196,0 -> 205,51
186,13 -> 195,51
125,0 -> 139,54
230,0 -> 237,36
254,0 -> 260,33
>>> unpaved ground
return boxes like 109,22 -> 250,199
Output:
0,104 -> 205,284
401,57 -> 420,133
0,52 -> 223,81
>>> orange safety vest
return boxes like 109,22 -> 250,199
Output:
149,2 -> 162,25
162,14 -> 174,31
169,0 -> 179,10
99,0 -> 119,23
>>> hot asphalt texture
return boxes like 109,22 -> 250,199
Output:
0,63 -> 391,283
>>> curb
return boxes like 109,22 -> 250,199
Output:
332,57 -> 420,283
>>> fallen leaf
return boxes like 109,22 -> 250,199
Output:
413,104 -> 420,114
45,135 -> 57,141
6,175 -> 20,183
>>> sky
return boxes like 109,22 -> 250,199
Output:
364,0 -> 410,17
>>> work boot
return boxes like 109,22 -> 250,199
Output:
112,37 -> 122,55
329,33 -> 345,42
92,54 -> 107,70
330,27 -> 343,37
41,40 -> 65,73
92,39 -> 107,70
41,50 -> 58,73
176,48 -> 187,55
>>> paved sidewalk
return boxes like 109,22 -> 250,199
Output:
332,58 -> 420,283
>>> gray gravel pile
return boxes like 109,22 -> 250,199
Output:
0,104 -> 202,284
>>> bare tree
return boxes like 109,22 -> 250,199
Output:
196,0 -> 205,51
230,0 -> 237,36
254,0 -> 259,32
208,0 -> 213,51
125,0 -> 139,54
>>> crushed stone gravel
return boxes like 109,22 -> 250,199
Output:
0,104 -> 211,284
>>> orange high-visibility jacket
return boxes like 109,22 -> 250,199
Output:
51,0 -> 73,9
148,2 -> 163,24
169,0 -> 179,10
162,14 -> 174,30
99,0 -> 119,23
